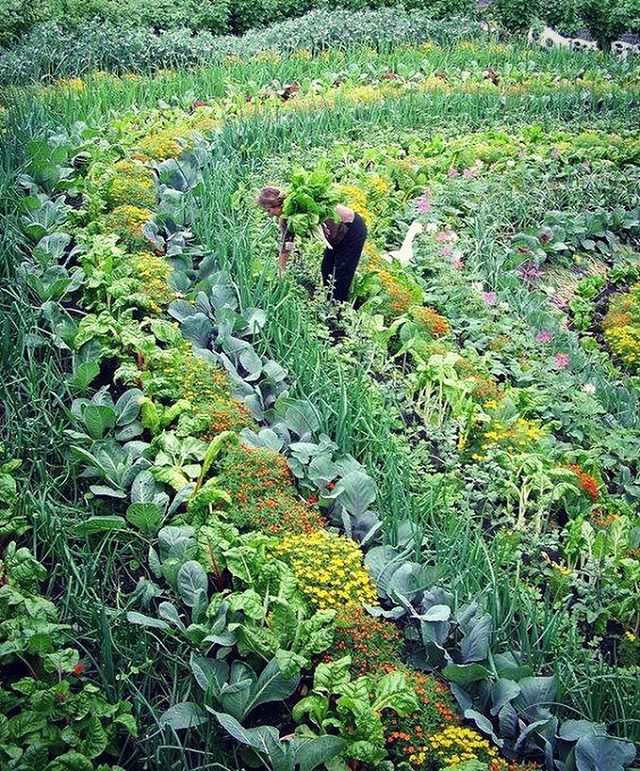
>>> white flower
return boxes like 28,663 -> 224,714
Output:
472,281 -> 484,292
425,222 -> 439,234
582,383 -> 596,395
499,301 -> 510,311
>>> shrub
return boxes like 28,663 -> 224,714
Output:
489,0 -> 541,32
0,0 -> 52,48
401,0 -> 477,18
539,0 -> 583,35
133,0 -> 230,34
578,0 -> 640,49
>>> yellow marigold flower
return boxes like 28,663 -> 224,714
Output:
131,252 -> 175,313
105,160 -> 156,209
272,530 -> 377,610
57,77 -> 85,92
104,205 -> 153,250
136,131 -> 183,161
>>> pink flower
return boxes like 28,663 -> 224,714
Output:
436,228 -> 457,244
447,167 -> 459,178
536,329 -> 553,344
555,353 -> 570,369
482,291 -> 497,305
463,168 -> 477,179
440,246 -> 453,259
416,196 -> 431,214
452,257 -> 464,270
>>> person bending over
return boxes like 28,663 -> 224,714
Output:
257,186 -> 368,303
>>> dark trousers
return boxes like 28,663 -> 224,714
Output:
320,213 -> 367,302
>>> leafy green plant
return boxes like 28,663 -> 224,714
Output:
281,165 -> 340,240
0,447 -> 25,539
292,656 -> 419,767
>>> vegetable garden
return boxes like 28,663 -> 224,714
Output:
1,13 -> 639,771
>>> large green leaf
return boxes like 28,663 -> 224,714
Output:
159,702 -> 207,731
574,735 -> 636,771
76,716 -> 108,759
177,560 -> 209,607
443,663 -> 491,686
130,470 -> 157,504
211,711 -> 281,755
461,613 -> 492,663
245,658 -> 300,717
44,752 -> 93,771
190,653 -> 228,693
334,470 -> 376,516
74,516 -> 127,536
126,503 -> 163,537
314,656 -> 351,693
82,405 -> 116,440
126,612 -> 169,630
294,735 -> 347,771
372,672 -> 419,716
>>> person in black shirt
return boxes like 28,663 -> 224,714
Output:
257,186 -> 368,303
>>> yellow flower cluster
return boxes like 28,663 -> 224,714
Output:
55,77 -> 85,92
603,284 -> 640,372
106,160 -> 156,209
104,205 -> 153,249
366,173 -> 392,197
339,183 -> 372,226
428,725 -> 498,766
292,48 -> 312,61
255,50 -> 281,64
471,417 -> 544,461
134,131 -> 184,161
408,748 -> 428,765
132,252 -> 175,314
271,530 -> 377,610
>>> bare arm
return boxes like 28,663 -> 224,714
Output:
278,219 -> 295,277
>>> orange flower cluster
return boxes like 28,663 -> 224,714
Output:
204,400 -> 256,437
383,671 -> 460,767
322,607 -> 403,676
216,445 -> 326,535
377,270 -> 415,314
454,358 -> 502,403
567,464 -> 599,502
490,761 -> 542,771
410,306 -> 450,337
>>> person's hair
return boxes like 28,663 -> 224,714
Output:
257,186 -> 285,209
